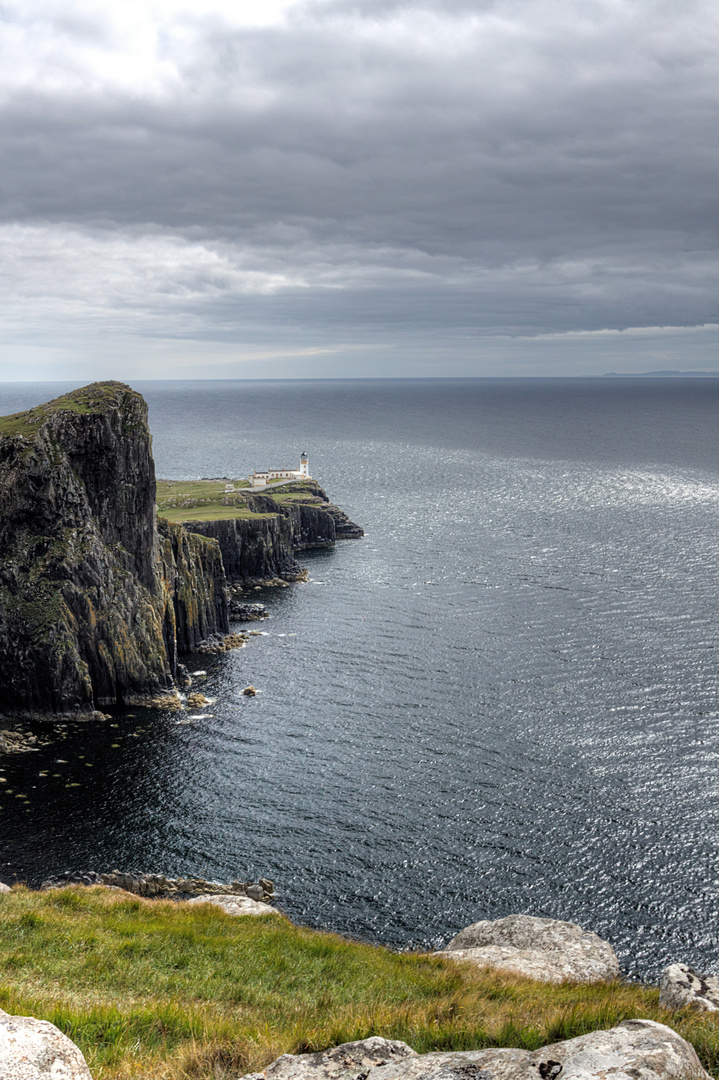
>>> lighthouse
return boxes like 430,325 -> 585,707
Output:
248,451 -> 312,487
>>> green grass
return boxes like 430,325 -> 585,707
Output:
155,479 -> 268,524
154,478 -> 325,524
158,507 -> 271,523
0,888 -> 718,1080
156,480 -> 250,502
0,382 -> 141,439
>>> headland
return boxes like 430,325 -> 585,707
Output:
0,382 -> 362,718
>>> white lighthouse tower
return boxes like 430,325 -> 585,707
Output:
299,452 -> 309,478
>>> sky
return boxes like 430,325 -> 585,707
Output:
0,0 -> 717,380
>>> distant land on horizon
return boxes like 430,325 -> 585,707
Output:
602,370 -> 719,377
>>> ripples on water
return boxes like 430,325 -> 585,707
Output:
1,379 -> 718,979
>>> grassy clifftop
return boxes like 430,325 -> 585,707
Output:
156,478 -> 325,524
0,382 -> 145,439
1,887 -> 717,1080
157,479 -> 262,523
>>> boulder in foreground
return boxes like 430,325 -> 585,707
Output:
242,1021 -> 709,1080
659,963 -> 719,1012
242,1036 -> 416,1080
0,1008 -> 92,1079
438,914 -> 620,984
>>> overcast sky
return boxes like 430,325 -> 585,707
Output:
0,0 -> 716,379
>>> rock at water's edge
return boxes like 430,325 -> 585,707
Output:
659,963 -> 719,1012
439,914 -> 620,984
0,880 -> 11,893
242,1021 -> 709,1080
186,893 -> 279,917
230,601 -> 269,621
0,1008 -> 93,1079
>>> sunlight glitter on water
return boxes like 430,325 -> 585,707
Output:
1,379 -> 718,979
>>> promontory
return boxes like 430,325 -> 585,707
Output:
0,382 -> 362,717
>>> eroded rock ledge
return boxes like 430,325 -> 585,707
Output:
39,869 -> 276,903
184,480 -> 363,588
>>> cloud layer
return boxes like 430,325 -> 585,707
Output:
0,0 -> 717,377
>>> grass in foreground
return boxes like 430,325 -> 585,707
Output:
1,887 -> 717,1080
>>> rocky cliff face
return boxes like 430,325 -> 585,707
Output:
185,515 -> 304,584
0,383 -> 228,716
186,482 -> 363,584
157,518 -> 229,654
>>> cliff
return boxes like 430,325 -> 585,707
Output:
0,383 -> 228,716
184,514 -> 304,583
184,481 -> 363,584
157,518 -> 229,654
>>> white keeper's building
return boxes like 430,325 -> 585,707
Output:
249,452 -> 310,488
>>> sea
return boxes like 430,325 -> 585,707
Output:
1,377 -> 718,981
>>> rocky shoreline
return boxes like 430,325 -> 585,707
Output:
37,869 -> 276,904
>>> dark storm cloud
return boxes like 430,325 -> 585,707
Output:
0,0 -> 716,373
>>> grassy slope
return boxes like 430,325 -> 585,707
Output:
0,382 -> 142,438
156,480 -> 266,523
1,888 -> 717,1080
155,479 -> 323,524
158,506 -> 269,523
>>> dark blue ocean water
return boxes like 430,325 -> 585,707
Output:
1,378 -> 718,981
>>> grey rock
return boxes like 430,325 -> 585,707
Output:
186,893 -> 279,917
229,601 -> 269,621
246,884 -> 265,901
40,869 -> 276,901
0,880 -> 11,893
0,1008 -> 93,1079
659,963 -> 719,1012
241,1021 -> 709,1080
439,915 -> 619,984
251,1036 -> 416,1080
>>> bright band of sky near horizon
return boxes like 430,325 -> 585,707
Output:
0,0 -> 717,379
